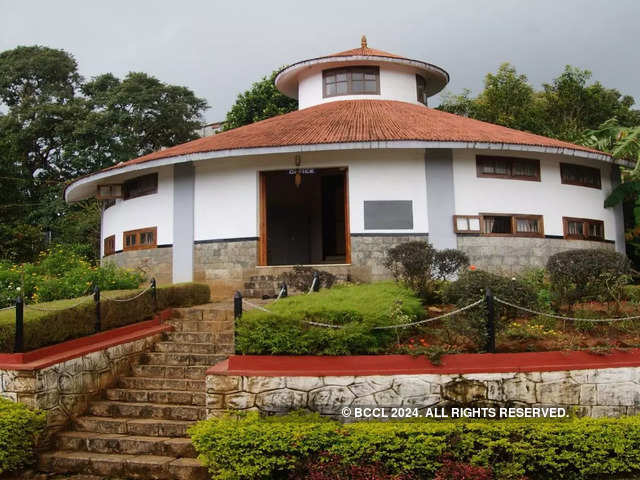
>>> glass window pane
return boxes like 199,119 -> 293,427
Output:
588,222 -> 603,238
568,221 -> 583,236
364,73 -> 376,80
351,72 -> 363,80
485,216 -> 512,234
325,74 -> 335,83
364,80 -> 377,92
325,84 -> 336,96
336,82 -> 348,94
336,73 -> 347,81
494,159 -> 509,175
469,218 -> 480,231
351,80 -> 364,92
456,218 -> 469,231
516,218 -> 539,233
513,160 -> 537,177
480,160 -> 495,174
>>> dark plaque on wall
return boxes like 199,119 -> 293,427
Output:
364,200 -> 413,229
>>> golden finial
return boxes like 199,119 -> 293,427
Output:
361,35 -> 367,49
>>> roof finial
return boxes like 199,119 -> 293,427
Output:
361,35 -> 367,49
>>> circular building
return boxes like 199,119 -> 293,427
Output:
65,38 -> 629,295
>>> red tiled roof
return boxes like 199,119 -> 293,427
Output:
107,100 -> 605,171
327,46 -> 404,59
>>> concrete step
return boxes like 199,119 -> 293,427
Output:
106,388 -> 205,406
74,416 -> 194,437
153,342 -> 219,354
39,451 -> 207,480
57,431 -> 196,458
119,376 -> 205,392
88,401 -> 206,422
132,364 -> 208,379
142,352 -> 226,366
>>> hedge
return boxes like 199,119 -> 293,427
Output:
189,412 -> 640,480
0,398 -> 46,474
0,282 -> 210,352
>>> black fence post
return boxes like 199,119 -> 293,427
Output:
94,286 -> 101,333
312,272 -> 320,292
234,291 -> 243,320
151,278 -> 157,312
485,287 -> 496,353
280,282 -> 288,298
14,296 -> 24,353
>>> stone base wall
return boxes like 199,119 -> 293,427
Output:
350,234 -> 429,281
457,236 -> 615,274
0,334 -> 162,443
103,247 -> 173,285
206,367 -> 640,420
194,240 -> 258,298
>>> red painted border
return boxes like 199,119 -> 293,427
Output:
208,350 -> 640,377
0,309 -> 174,371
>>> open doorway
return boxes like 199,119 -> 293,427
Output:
259,168 -> 350,265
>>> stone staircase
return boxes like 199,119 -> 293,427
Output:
39,305 -> 234,480
243,274 -> 284,299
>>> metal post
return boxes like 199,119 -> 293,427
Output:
14,296 -> 24,353
312,272 -> 320,292
151,278 -> 157,312
234,291 -> 243,320
485,287 -> 496,353
280,282 -> 288,298
94,286 -> 101,333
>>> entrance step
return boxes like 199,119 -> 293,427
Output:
142,352 -> 226,366
106,388 -> 205,406
57,431 -> 196,458
118,376 -> 205,391
132,364 -> 208,379
88,401 -> 206,422
154,341 -> 219,354
73,416 -> 194,438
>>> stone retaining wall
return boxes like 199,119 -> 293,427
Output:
103,247 -> 173,284
206,367 -> 640,419
350,234 -> 429,281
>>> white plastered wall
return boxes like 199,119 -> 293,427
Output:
101,167 -> 174,255
452,149 -> 617,239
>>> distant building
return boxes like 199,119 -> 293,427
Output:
196,121 -> 225,137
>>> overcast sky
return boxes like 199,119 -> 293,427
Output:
2,0 -> 639,123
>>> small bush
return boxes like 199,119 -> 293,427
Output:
189,412 -> 640,480
624,284 -> 640,303
0,398 -> 46,474
291,453 -> 417,480
434,249 -> 470,280
546,249 -> 631,309
0,282 -> 210,352
279,265 -> 336,292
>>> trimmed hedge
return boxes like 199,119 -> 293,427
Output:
189,412 -> 640,480
0,282 -> 210,352
0,398 -> 46,474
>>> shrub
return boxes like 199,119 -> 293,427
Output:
624,284 -> 640,303
235,283 -> 423,355
0,282 -> 210,352
279,265 -> 336,292
189,411 -> 640,480
291,453 -> 417,480
384,241 -> 468,300
0,398 -> 46,474
546,249 -> 631,309
443,270 -> 538,348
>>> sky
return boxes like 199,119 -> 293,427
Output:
1,0 -> 639,123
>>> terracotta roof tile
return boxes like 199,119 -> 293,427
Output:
327,47 -> 404,59
106,100 -> 605,171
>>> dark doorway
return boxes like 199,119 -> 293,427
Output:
261,168 -> 348,266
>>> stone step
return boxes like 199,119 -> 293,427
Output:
172,307 -> 233,322
153,342 -> 219,354
132,364 -> 208,379
88,401 -> 206,422
74,416 -> 194,437
119,376 -> 205,392
164,320 -> 224,333
39,451 -> 207,480
57,431 -> 196,458
244,280 -> 281,289
164,331 -> 215,343
142,352 -> 226,366
243,288 -> 277,299
106,389 -> 205,406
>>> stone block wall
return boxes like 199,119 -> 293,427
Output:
206,367 -> 640,419
350,234 -> 429,281
104,247 -> 173,285
194,240 -> 258,298
457,236 -> 615,274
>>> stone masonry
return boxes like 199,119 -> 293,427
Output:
194,240 -> 258,297
350,234 -> 429,281
206,367 -> 640,419
104,247 -> 173,285
457,236 -> 615,274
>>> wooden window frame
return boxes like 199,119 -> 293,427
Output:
96,184 -> 123,200
479,213 -> 544,237
123,173 -> 158,200
322,66 -> 380,98
560,163 -> 601,189
453,215 -> 481,233
103,235 -> 115,256
416,74 -> 427,105
476,155 -> 541,182
123,226 -> 157,251
562,217 -> 605,241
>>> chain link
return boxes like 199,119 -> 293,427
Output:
107,285 -> 152,303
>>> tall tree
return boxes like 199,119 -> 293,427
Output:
224,69 -> 297,131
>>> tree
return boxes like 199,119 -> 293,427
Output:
224,69 -> 297,130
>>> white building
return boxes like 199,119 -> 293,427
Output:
65,38 -> 629,295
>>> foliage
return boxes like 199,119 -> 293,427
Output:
290,453 -> 417,480
623,284 -> 640,303
0,397 -> 46,474
224,69 -> 298,131
235,283 -> 423,355
434,458 -> 494,480
502,321 -> 557,342
546,249 -> 631,308
516,267 -> 552,311
189,411 -> 640,480
384,241 -> 469,300
0,282 -> 210,352
279,265 -> 336,292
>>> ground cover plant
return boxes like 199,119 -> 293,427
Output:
189,411 -> 640,480
0,398 -> 46,474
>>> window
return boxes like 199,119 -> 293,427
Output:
453,215 -> 481,233
563,217 -> 604,241
323,67 -> 379,98
96,184 -> 123,200
104,235 -> 115,256
416,74 -> 427,105
481,214 -> 543,237
123,227 -> 157,251
560,163 -> 601,189
123,173 -> 158,200
476,155 -> 540,181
